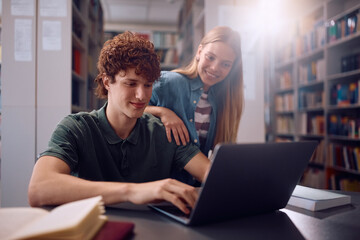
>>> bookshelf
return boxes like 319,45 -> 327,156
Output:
72,0 -> 104,112
269,0 -> 360,192
177,0 -> 205,67
153,31 -> 179,70
103,30 -> 179,71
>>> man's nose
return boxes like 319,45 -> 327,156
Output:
135,86 -> 146,100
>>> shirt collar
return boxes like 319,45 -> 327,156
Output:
190,76 -> 204,91
98,102 -> 139,145
189,75 -> 221,96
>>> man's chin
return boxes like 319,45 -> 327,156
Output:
130,109 -> 145,118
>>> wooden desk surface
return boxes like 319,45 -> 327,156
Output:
105,191 -> 360,240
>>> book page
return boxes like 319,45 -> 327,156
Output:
0,208 -> 48,240
292,185 -> 350,200
11,196 -> 104,239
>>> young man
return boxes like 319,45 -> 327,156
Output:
28,32 -> 210,214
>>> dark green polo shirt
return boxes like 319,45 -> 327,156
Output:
39,103 -> 200,183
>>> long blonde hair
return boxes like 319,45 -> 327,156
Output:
173,26 -> 244,147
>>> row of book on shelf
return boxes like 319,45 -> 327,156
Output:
328,9 -> 360,43
103,31 -> 179,67
327,143 -> 360,173
153,31 -> 178,67
298,90 -> 324,109
299,140 -> 360,191
341,52 -> 360,73
278,71 -> 292,89
72,48 -> 81,76
287,112 -> 359,138
296,18 -> 326,56
299,113 -> 325,136
152,32 -> 177,48
329,80 -> 360,106
276,8 -> 360,65
328,114 -> 360,139
299,59 -> 325,84
275,93 -> 294,112
72,49 -> 98,77
328,175 -> 360,191
156,48 -> 179,66
278,55 -> 358,92
276,116 -> 294,134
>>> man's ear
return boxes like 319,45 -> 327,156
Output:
103,75 -> 110,90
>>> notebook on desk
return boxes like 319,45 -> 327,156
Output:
149,141 -> 318,225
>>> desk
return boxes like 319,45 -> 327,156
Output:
105,191 -> 360,240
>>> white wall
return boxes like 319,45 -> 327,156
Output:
1,0 -> 37,207
205,0 -> 265,143
1,0 -> 72,207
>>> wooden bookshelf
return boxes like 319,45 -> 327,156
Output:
268,0 -> 360,192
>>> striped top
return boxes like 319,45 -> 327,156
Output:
195,91 -> 212,149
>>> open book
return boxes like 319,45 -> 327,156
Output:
287,185 -> 351,211
0,196 -> 107,240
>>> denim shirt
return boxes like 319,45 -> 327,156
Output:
150,71 -> 218,156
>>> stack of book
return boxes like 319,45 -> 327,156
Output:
288,185 -> 351,211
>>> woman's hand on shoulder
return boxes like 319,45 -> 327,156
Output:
145,106 -> 190,145
159,108 -> 190,146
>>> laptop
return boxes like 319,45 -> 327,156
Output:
149,141 -> 318,225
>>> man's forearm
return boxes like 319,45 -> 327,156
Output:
28,172 -> 132,207
184,152 -> 211,183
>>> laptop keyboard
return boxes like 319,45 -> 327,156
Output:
156,205 -> 192,219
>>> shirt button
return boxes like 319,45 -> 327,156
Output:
194,139 -> 198,143
189,119 -> 193,122
193,100 -> 197,104
200,87 -> 203,91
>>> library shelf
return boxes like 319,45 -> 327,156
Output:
275,59 -> 295,71
267,0 -> 360,192
71,0 -> 104,113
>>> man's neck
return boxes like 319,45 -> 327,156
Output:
105,106 -> 137,140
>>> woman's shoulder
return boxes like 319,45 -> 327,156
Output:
158,71 -> 190,85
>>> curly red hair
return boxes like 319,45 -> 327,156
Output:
95,31 -> 161,98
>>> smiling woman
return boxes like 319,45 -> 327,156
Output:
196,41 -> 236,91
145,26 -> 244,186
